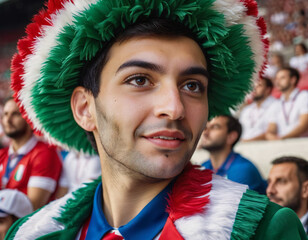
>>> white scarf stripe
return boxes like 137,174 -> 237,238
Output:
174,174 -> 248,240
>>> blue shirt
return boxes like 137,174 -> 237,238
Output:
202,151 -> 267,194
85,181 -> 173,240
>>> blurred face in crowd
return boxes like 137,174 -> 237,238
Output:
267,163 -> 301,212
252,79 -> 271,102
74,36 -> 209,180
0,215 -> 15,240
275,69 -> 295,92
1,100 -> 31,140
200,116 -> 230,152
295,44 -> 306,56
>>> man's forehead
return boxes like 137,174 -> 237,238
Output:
4,100 -> 19,112
270,163 -> 298,179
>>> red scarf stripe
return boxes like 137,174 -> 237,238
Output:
166,164 -> 212,221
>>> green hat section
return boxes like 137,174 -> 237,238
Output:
31,0 -> 255,154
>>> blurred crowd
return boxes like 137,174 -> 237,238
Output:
0,0 -> 308,238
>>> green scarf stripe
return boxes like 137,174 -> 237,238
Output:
30,0 -> 255,153
231,189 -> 269,239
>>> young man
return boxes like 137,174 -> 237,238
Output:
239,77 -> 277,141
200,115 -> 267,194
267,156 -> 308,234
0,189 -> 33,240
266,67 -> 308,139
5,0 -> 306,239
0,98 -> 62,210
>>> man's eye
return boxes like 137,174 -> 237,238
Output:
126,75 -> 151,87
182,81 -> 204,93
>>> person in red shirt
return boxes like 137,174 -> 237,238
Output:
0,97 -> 62,210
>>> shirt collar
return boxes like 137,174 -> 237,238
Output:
86,181 -> 173,240
8,135 -> 37,157
208,151 -> 235,175
300,211 -> 308,228
281,88 -> 299,101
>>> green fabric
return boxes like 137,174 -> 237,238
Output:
5,178 -> 100,240
231,189 -> 269,239
28,0 -> 255,154
254,202 -> 307,240
231,189 -> 306,239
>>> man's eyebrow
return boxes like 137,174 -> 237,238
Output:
116,60 -> 164,74
180,67 -> 210,80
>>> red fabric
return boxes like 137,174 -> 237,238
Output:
79,216 -> 91,240
102,232 -> 124,240
159,217 -> 184,240
166,164 -> 212,221
0,141 -> 62,200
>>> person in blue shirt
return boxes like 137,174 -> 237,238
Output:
201,115 -> 267,194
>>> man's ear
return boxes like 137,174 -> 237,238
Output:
71,86 -> 96,131
227,131 -> 238,146
301,180 -> 308,199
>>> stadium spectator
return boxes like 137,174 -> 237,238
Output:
0,189 -> 33,239
289,43 -> 308,73
0,97 -> 62,210
267,156 -> 308,234
266,67 -> 308,139
264,53 -> 285,79
56,151 -> 101,197
200,115 -> 267,194
239,77 -> 278,141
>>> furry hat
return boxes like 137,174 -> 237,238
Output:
11,0 -> 268,153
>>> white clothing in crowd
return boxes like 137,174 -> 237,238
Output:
59,151 -> 101,193
289,53 -> 308,73
269,88 -> 308,137
240,96 -> 278,140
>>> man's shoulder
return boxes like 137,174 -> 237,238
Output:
254,202 -> 307,239
0,147 -> 9,160
5,178 -> 100,240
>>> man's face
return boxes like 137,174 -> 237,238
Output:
267,163 -> 301,212
275,70 -> 294,92
199,116 -> 229,152
92,36 -> 208,179
252,79 -> 270,101
1,100 -> 30,139
0,216 -> 14,240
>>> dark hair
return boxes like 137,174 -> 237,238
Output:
261,77 -> 273,91
279,67 -> 300,86
79,19 -> 208,152
222,115 -> 242,148
3,96 -> 14,106
272,156 -> 308,183
296,43 -> 307,54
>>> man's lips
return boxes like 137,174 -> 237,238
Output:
143,130 -> 185,149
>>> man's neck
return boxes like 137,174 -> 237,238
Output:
282,87 -> 296,101
209,147 -> 232,170
11,132 -> 33,153
100,158 -> 172,228
296,202 -> 308,219
255,97 -> 266,108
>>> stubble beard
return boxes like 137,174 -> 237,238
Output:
4,124 -> 28,140
201,139 -> 226,153
284,186 -> 302,213
95,103 -> 193,181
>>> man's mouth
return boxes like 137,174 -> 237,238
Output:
144,130 -> 185,149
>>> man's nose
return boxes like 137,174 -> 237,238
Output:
266,182 -> 276,196
153,84 -> 185,121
